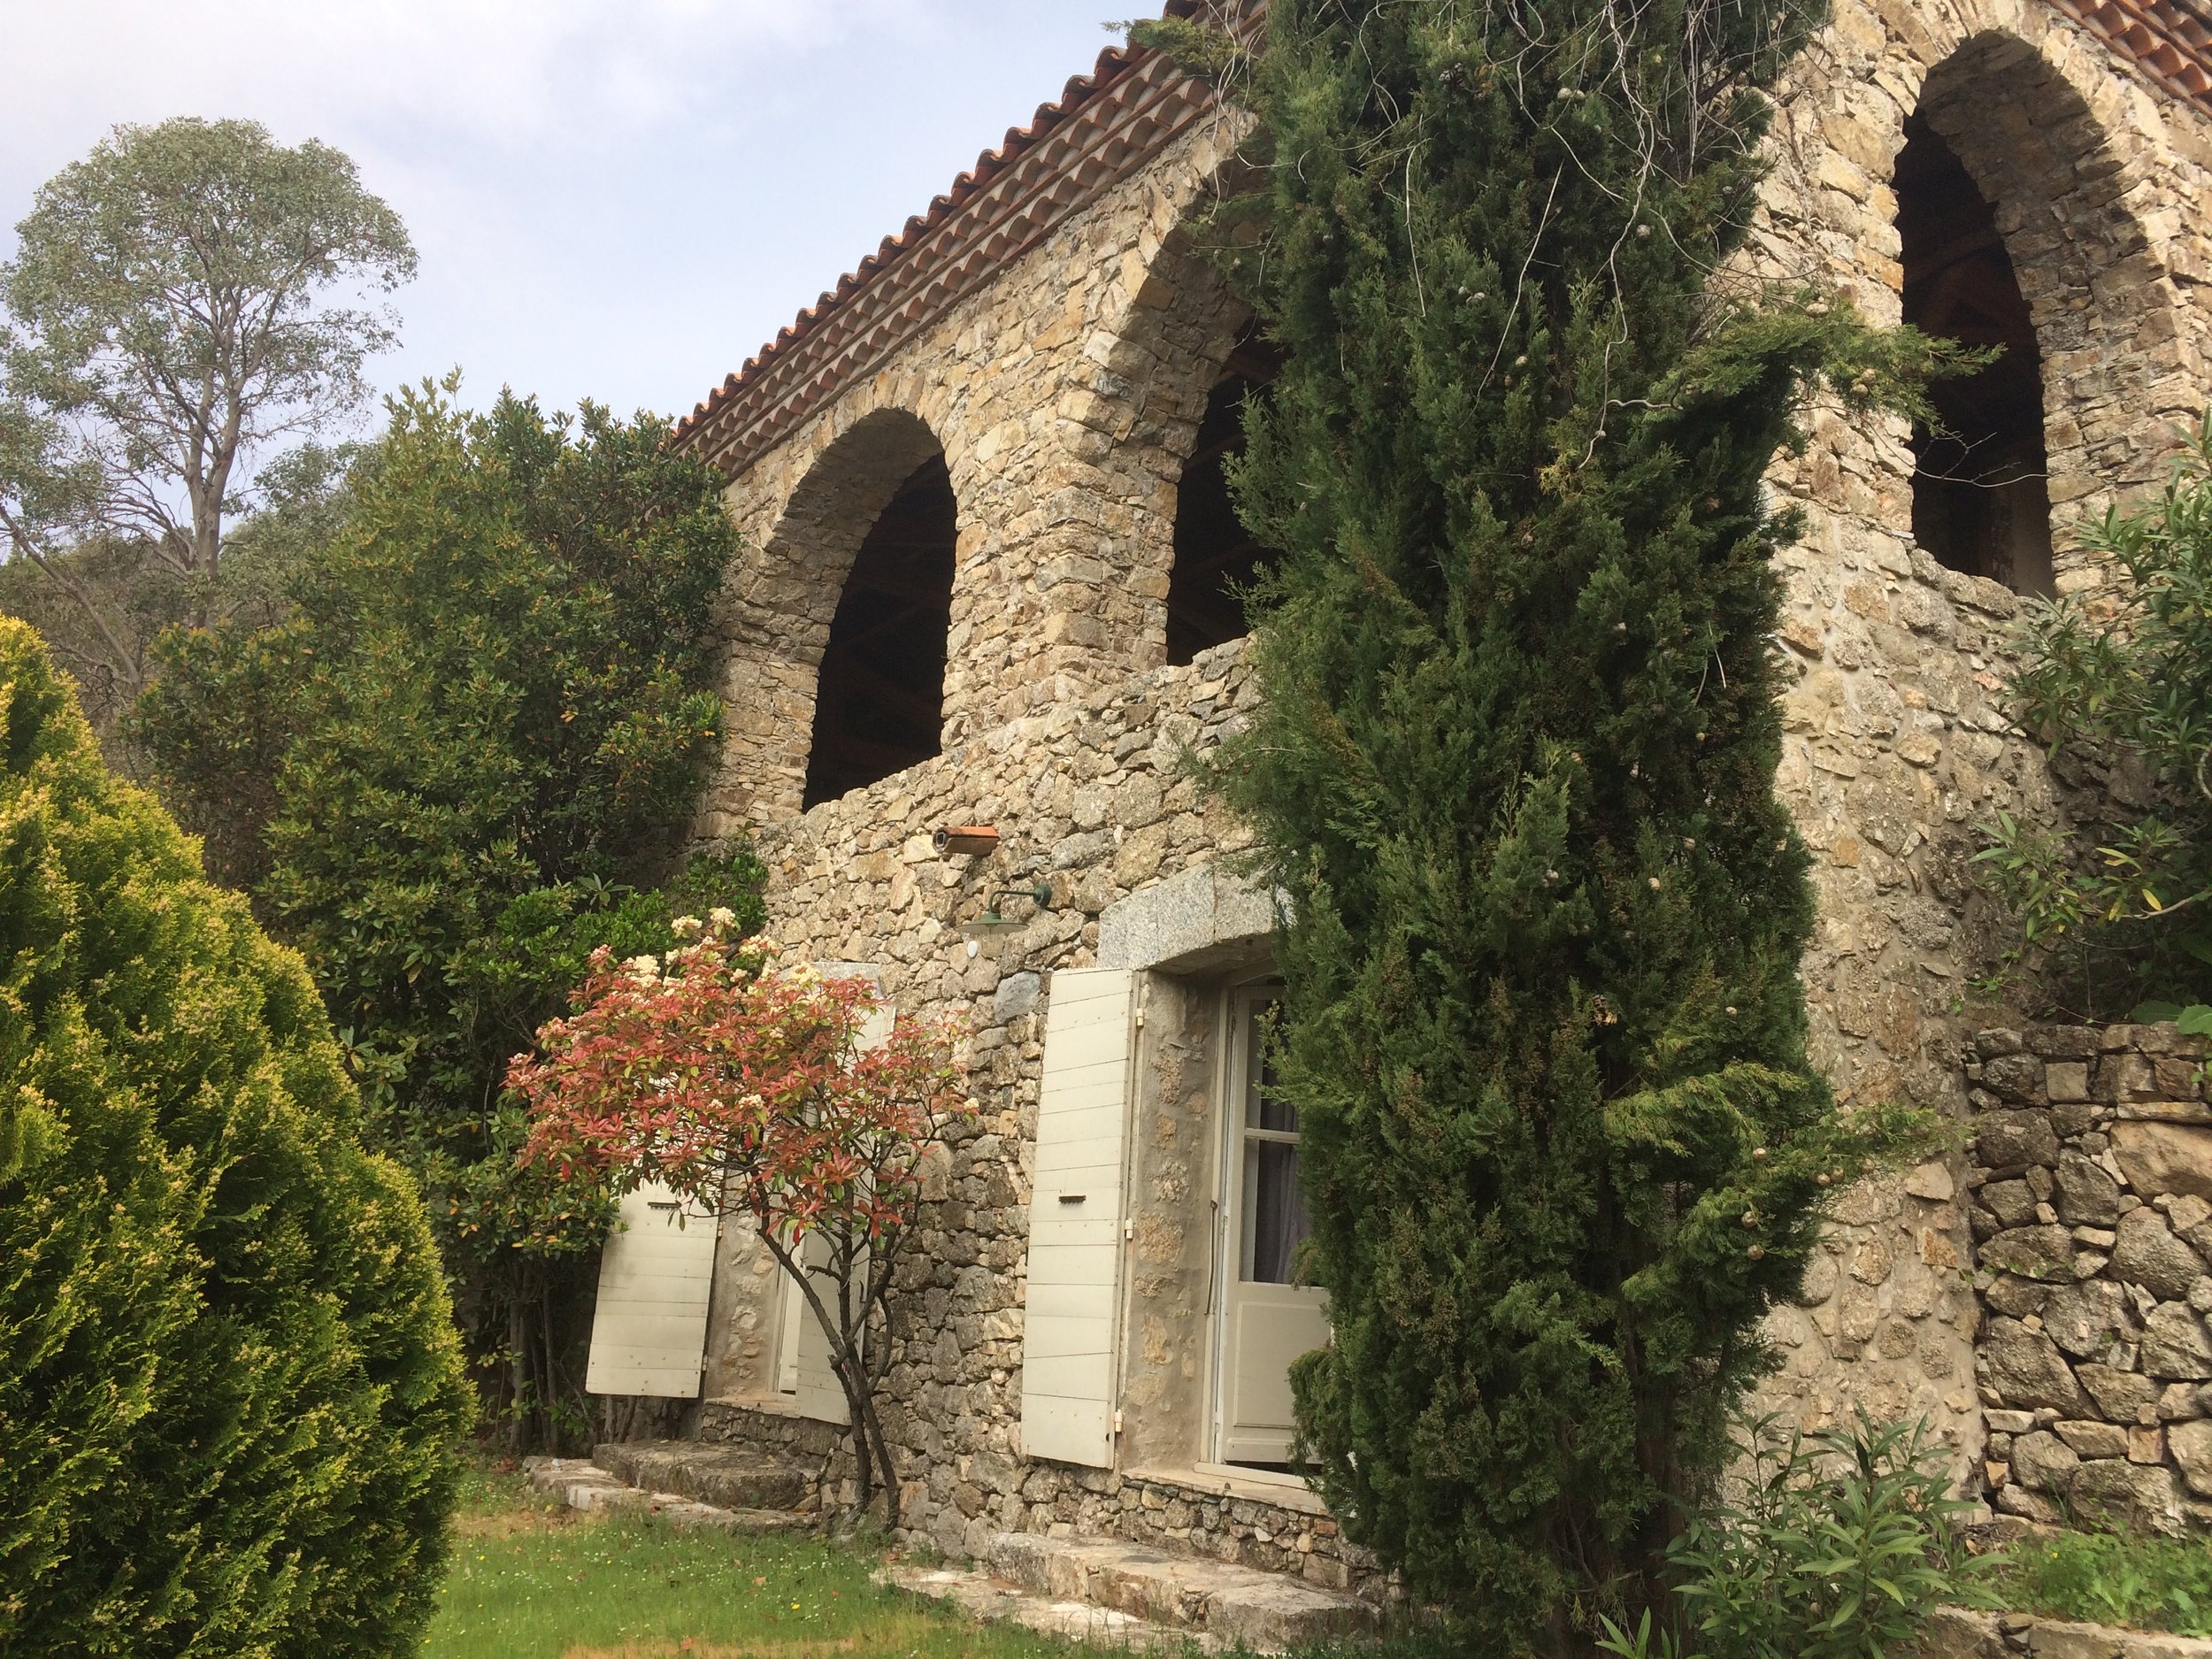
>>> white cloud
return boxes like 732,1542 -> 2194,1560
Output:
1,0 -> 914,155
0,0 -> 1125,417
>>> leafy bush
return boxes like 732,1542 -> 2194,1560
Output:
1978,414 -> 2212,1012
512,918 -> 970,1528
132,379 -> 755,1447
0,616 -> 472,1653
1992,1527 -> 2212,1637
1598,1413 -> 1998,1659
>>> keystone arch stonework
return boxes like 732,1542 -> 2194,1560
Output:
1912,26 -> 2195,592
712,406 -> 958,824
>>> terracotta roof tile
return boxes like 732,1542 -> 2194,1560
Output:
674,0 -> 2212,475
672,2 -> 1241,471
2048,0 -> 2212,105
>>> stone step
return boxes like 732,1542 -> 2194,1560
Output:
522,1454 -> 808,1534
881,1561 -> 1216,1653
592,1439 -> 811,1514
987,1531 -> 1379,1652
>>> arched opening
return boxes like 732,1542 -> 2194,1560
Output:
802,453 -> 956,807
1895,111 -> 2054,596
1166,328 -> 1288,664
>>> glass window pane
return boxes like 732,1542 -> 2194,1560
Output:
1246,1010 -> 1297,1133
1242,1140 -> 1312,1284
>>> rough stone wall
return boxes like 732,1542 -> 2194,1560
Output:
1118,971 -> 1236,1475
702,115 -> 1254,830
667,0 -> 2212,1569
1731,0 -> 2212,1455
703,1391 -> 1381,1593
712,641 -> 1263,1560
1966,1021 -> 2212,1536
701,1207 -> 785,1402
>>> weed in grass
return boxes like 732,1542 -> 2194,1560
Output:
1991,1528 -> 2212,1637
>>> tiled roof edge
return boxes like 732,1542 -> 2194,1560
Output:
673,0 -> 2212,477
2047,0 -> 2212,109
672,2 -> 1248,472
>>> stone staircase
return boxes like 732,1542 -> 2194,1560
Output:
522,1439 -> 810,1533
523,1440 -> 1379,1651
891,1531 -> 1379,1653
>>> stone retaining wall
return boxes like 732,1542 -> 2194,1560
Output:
698,1394 -> 1385,1596
1968,1023 -> 2212,1533
1922,1606 -> 2212,1659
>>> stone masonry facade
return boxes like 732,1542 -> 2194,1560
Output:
642,0 -> 2212,1568
1968,1021 -> 2212,1535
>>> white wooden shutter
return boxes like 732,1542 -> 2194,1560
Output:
779,963 -> 887,1425
790,1229 -> 852,1425
1018,967 -> 1137,1467
585,1181 -> 719,1397
776,1270 -> 803,1394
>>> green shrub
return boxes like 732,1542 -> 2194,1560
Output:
0,616 -> 472,1654
1993,1528 -> 2212,1637
1598,1412 -> 1997,1659
131,380 -> 755,1448
1977,414 -> 2212,1013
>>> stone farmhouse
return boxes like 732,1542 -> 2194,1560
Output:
579,0 -> 2212,1572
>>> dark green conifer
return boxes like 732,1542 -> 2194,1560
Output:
0,616 -> 471,1655
1193,0 -> 1951,1641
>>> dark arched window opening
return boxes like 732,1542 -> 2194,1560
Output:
1167,331 -> 1288,664
802,455 -> 956,807
1895,111 -> 2054,595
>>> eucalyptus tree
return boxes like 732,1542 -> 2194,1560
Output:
0,116 -> 412,697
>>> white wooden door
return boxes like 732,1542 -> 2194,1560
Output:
586,1181 -> 719,1398
1216,987 -> 1328,1464
1018,967 -> 1137,1467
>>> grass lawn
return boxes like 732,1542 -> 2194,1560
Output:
427,1464 -> 1089,1659
1987,1525 -> 2212,1638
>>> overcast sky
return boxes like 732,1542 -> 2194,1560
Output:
1,1 -> 1125,429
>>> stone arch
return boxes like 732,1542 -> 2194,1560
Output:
1166,321 -> 1288,664
1078,191 -> 1270,672
716,407 -> 958,820
1899,25 -> 2193,591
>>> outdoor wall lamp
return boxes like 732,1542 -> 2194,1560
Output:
959,883 -> 1054,941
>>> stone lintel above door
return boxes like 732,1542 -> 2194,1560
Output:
1097,860 -> 1279,974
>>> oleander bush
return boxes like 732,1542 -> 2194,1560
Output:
1597,1412 -> 1999,1659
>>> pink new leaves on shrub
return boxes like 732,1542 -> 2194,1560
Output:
508,914 -> 968,1525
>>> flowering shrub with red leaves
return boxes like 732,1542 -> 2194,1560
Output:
508,910 -> 968,1525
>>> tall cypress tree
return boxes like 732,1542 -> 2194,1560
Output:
1181,0 -> 1953,1644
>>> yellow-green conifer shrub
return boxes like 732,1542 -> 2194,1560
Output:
0,616 -> 471,1655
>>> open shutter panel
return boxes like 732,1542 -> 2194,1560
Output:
586,1182 -> 719,1398
1018,967 -> 1137,1467
781,963 -> 887,1425
790,1230 -> 851,1425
